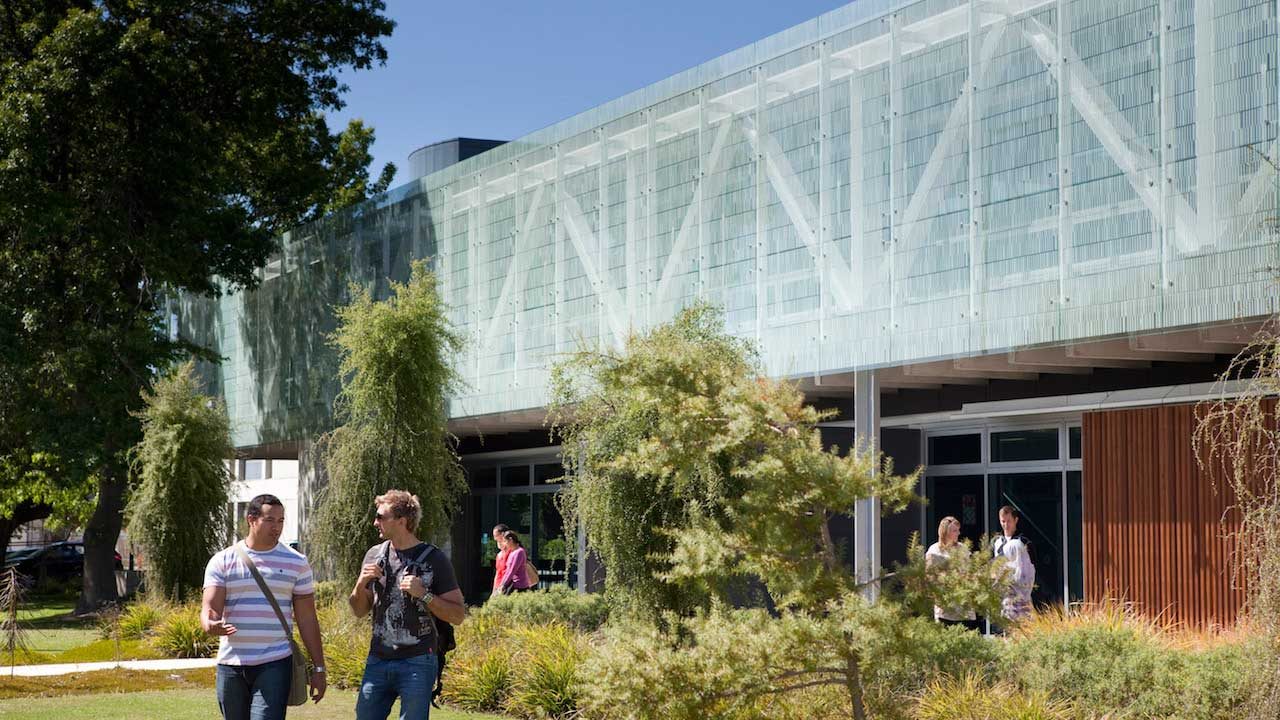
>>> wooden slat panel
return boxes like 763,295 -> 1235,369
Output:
1083,404 -> 1248,628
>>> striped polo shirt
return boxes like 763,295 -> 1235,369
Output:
203,541 -> 315,666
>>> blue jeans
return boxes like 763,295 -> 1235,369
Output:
355,653 -> 438,720
216,656 -> 292,720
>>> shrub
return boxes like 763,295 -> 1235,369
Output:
315,598 -> 370,689
1008,604 -> 1249,720
312,580 -> 346,609
104,600 -> 169,641
914,671 -> 1073,720
504,622 -> 585,719
480,585 -> 610,633
442,612 -> 516,712
149,603 -> 217,658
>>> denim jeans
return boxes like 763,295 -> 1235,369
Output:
355,652 -> 438,720
216,656 -> 293,720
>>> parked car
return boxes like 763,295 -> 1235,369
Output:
4,542 -> 122,588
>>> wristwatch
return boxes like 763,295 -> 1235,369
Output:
312,665 -> 326,673
418,591 -> 434,610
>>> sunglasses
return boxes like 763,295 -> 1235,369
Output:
374,511 -> 400,521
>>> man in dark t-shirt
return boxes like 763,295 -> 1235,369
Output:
349,490 -> 465,720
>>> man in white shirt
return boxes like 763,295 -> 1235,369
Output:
202,494 -> 327,719
993,504 -> 1035,626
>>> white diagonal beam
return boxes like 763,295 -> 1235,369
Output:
741,117 -> 857,312
559,188 -> 629,345
898,18 -> 1009,251
1021,17 -> 1204,253
654,116 -> 735,306
480,181 -> 546,351
1226,141 -> 1280,247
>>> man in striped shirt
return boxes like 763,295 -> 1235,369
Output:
203,494 -> 327,719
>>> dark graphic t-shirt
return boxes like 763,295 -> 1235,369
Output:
361,542 -> 459,659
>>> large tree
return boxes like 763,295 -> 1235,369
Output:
0,0 -> 396,610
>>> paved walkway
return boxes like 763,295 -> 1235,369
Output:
0,657 -> 216,677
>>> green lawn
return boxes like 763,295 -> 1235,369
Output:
0,688 -> 509,719
11,595 -> 99,659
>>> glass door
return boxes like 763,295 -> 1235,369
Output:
924,475 -> 985,549
989,472 -> 1065,608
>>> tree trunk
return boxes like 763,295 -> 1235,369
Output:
843,650 -> 867,720
77,474 -> 125,613
0,500 -> 53,561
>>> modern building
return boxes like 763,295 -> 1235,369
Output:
176,0 -> 1279,624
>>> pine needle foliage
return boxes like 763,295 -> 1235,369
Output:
126,361 -> 233,601
309,260 -> 467,576
552,304 -> 1010,720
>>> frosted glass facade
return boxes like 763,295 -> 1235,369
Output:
179,0 -> 1280,448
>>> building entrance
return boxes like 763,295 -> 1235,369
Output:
923,424 -> 1083,609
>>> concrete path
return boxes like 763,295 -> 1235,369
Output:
0,657 -> 216,677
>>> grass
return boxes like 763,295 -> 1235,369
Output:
0,687 -> 511,719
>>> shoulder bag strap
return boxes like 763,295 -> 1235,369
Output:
234,543 -> 295,642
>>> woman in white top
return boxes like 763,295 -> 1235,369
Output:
925,516 -> 979,630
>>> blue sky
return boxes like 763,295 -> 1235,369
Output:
328,0 -> 852,189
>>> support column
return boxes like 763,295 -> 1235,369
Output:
755,68 -> 767,343
554,146 -> 564,352
1194,0 -> 1217,245
698,89 -> 707,299
853,369 -> 881,599
818,42 -> 830,353
888,14 -> 902,332
1057,0 -> 1073,308
969,2 -> 982,319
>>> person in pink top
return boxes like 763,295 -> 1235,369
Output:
490,524 -> 510,597
495,530 -> 533,594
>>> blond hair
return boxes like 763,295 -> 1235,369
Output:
937,516 -> 961,547
375,489 -> 422,533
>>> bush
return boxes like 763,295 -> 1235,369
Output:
312,580 -> 346,609
480,585 -> 610,633
504,622 -> 585,719
913,671 -> 1073,720
1008,604 -> 1249,720
443,611 -> 588,719
149,603 -> 217,659
99,599 -> 170,641
442,612 -> 516,712
315,598 -> 370,690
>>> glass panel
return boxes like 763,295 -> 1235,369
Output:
244,460 -> 265,481
1069,427 -> 1081,459
500,465 -> 530,489
468,466 -> 497,490
989,472 -> 1064,608
1067,470 -> 1083,603
533,493 -> 575,588
476,495 -> 500,599
990,429 -> 1059,463
498,494 -> 532,547
924,475 -> 984,549
533,463 -> 562,486
928,434 -> 981,465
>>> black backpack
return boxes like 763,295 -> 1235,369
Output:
376,541 -> 456,707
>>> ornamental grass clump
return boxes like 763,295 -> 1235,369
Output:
149,603 -> 216,659
912,671 -> 1072,720
1007,601 -> 1249,720
504,622 -> 585,719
